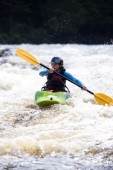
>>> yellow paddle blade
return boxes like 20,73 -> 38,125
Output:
16,49 -> 40,65
94,93 -> 113,106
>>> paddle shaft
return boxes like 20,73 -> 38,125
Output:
40,63 -> 94,96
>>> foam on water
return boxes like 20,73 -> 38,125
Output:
0,44 -> 113,169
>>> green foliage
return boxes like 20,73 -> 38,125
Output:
0,0 -> 113,44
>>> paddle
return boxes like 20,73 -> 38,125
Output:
16,48 -> 113,106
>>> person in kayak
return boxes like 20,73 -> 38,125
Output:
39,57 -> 87,92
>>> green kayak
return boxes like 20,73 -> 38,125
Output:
35,91 -> 70,107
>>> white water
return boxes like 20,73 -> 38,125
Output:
0,44 -> 113,169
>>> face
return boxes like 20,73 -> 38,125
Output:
51,63 -> 60,71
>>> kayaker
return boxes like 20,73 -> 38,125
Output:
39,57 -> 87,92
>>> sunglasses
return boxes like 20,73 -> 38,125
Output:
51,63 -> 59,65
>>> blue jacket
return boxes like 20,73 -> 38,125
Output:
39,69 -> 84,88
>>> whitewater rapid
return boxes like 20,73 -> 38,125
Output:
0,44 -> 113,169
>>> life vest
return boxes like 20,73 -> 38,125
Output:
42,67 -> 67,92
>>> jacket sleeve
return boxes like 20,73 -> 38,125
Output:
64,71 -> 84,88
39,69 -> 48,76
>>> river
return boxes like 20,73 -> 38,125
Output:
0,44 -> 113,169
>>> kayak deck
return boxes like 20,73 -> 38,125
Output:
35,91 -> 70,107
